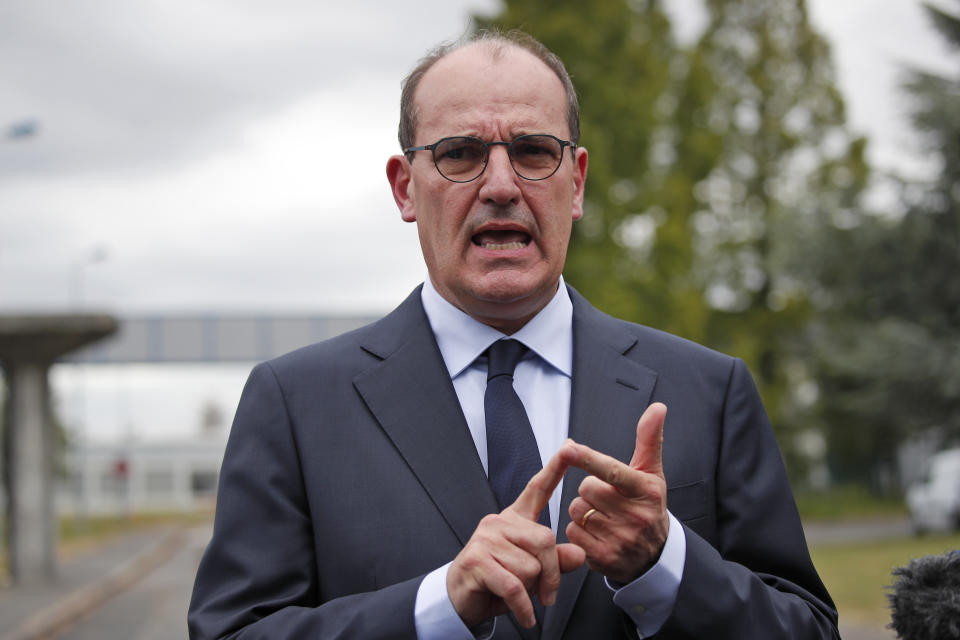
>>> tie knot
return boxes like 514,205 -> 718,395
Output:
486,339 -> 528,381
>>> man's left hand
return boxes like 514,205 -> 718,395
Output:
559,403 -> 669,584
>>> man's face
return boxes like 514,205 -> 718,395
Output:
387,44 -> 588,333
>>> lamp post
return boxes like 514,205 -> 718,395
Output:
70,246 -> 110,531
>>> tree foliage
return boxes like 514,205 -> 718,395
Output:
679,0 -> 867,472
806,0 -> 960,486
475,0 -> 868,477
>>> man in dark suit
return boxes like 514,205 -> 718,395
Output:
189,30 -> 839,639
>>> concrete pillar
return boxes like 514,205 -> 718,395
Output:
5,360 -> 56,583
0,314 -> 116,585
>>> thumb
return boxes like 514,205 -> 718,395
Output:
628,402 -> 666,475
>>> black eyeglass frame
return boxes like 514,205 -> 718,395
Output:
403,133 -> 576,183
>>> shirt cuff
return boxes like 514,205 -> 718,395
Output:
414,562 -> 495,640
606,511 -> 686,639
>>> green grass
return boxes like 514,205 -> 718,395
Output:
795,485 -> 907,522
810,532 -> 960,626
58,510 -> 212,545
0,510 -> 213,580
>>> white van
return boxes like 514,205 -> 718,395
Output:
907,448 -> 960,533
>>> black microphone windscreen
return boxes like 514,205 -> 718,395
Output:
888,549 -> 960,640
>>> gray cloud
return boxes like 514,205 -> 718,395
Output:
0,0 -> 491,179
0,0 -> 947,319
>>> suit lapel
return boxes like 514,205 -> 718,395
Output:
355,291 -> 535,640
353,288 -> 498,546
543,287 -> 658,639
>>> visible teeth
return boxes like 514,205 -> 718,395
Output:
482,241 -> 527,250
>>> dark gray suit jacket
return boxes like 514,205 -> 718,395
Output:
188,285 -> 838,639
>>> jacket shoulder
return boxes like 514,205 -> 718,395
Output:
260,285 -> 427,382
568,285 -> 735,372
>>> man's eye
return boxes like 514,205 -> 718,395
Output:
439,142 -> 483,162
443,146 -> 467,160
513,141 -> 556,158
515,143 -> 545,155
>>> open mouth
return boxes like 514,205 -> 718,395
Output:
472,229 -> 531,250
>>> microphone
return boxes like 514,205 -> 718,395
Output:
888,549 -> 960,639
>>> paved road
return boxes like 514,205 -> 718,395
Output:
1,528 -> 183,640
54,526 -> 210,640
805,518 -> 907,640
0,525 -> 209,640
841,622 -> 896,640
804,516 -> 912,546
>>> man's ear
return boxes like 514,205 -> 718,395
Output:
386,155 -> 416,222
571,147 -> 588,221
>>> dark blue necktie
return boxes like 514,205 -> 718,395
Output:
484,339 -> 550,528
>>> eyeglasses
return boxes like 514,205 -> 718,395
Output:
404,134 -> 575,183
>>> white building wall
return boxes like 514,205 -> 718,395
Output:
57,436 -> 227,516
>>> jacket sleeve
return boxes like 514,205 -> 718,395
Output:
658,359 -> 839,639
187,362 -> 421,640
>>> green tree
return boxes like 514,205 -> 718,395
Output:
806,1 -> 960,487
476,0 -> 868,478
684,0 -> 869,475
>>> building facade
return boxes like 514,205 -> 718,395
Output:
57,436 -> 227,516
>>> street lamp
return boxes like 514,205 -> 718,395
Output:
3,119 -> 39,142
71,246 -> 110,310
69,245 -> 110,529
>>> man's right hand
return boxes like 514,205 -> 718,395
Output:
447,445 -> 586,628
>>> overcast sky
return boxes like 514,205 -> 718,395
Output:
2,0 -> 955,441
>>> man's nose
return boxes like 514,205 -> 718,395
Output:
478,145 -> 521,205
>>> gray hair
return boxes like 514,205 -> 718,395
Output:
398,29 -> 580,156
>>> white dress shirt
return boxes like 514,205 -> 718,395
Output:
414,277 -> 685,639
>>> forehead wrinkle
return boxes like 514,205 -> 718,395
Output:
422,100 -> 554,141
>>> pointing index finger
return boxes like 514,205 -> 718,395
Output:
558,441 -> 645,498
508,444 -> 571,521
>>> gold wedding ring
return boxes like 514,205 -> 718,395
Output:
580,507 -> 598,529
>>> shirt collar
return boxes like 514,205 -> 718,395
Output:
421,276 -> 573,379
